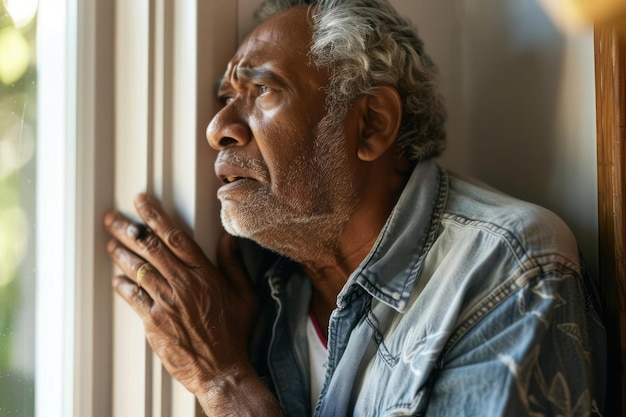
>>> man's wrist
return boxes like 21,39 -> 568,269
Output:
197,368 -> 284,417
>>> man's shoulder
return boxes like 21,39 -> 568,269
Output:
440,171 -> 580,268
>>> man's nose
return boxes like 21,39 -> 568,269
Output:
206,105 -> 251,150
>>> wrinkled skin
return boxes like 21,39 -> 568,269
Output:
207,4 -> 360,267
104,193 -> 264,406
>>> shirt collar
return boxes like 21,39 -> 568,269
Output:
336,159 -> 449,312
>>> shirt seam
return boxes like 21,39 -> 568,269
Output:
435,214 -> 580,352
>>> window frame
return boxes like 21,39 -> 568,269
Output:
36,0 -> 237,415
594,26 -> 626,416
36,0 -> 115,415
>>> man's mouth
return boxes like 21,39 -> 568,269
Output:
218,173 -> 256,191
214,153 -> 269,188
224,175 -> 242,184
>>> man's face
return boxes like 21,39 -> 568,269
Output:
206,7 -> 360,262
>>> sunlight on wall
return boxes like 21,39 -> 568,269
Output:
538,0 -> 626,31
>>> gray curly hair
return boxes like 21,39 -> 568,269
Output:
256,0 -> 446,161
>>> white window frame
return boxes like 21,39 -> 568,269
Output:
36,0 -> 238,415
36,0 -> 115,415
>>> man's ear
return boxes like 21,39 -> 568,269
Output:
356,86 -> 402,162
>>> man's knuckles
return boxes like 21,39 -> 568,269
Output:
164,226 -> 189,251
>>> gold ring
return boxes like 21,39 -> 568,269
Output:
136,263 -> 153,288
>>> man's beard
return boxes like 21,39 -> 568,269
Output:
218,110 -> 360,266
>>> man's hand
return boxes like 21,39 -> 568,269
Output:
103,193 -> 275,413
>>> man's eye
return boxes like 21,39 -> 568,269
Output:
257,85 -> 270,95
219,96 -> 234,105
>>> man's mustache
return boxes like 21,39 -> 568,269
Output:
215,150 -> 269,178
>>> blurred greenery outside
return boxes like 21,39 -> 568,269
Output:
0,0 -> 38,415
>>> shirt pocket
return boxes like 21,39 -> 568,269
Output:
352,311 -> 448,416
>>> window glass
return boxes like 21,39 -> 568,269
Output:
0,0 -> 38,415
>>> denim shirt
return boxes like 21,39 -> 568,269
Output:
245,159 -> 606,417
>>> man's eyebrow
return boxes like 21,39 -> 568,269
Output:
235,66 -> 280,84
215,66 -> 286,97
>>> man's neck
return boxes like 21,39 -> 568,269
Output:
302,155 -> 414,335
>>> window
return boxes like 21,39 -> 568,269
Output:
35,0 -> 115,414
33,1 -> 237,415
0,0 -> 38,415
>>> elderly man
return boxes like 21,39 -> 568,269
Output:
104,0 -> 606,416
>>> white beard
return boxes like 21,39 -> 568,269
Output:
218,111 -> 360,265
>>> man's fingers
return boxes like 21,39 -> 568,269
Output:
106,237 -> 146,279
107,238 -> 173,298
104,210 -> 184,278
133,193 -> 209,268
113,275 -> 153,319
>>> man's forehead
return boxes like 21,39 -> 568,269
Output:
252,5 -> 313,40
219,8 -> 314,81
235,8 -> 311,61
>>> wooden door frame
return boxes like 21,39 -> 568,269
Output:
594,26 -> 625,416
